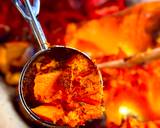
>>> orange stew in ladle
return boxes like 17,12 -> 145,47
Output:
21,47 -> 104,127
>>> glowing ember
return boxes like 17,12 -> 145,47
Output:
119,106 -> 132,117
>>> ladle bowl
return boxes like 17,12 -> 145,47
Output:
19,46 -> 103,127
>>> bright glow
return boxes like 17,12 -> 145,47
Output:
119,106 -> 130,116
118,104 -> 141,120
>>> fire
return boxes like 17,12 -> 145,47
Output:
119,105 -> 139,118
65,1 -> 160,127
102,60 -> 160,127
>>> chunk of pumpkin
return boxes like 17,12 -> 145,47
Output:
63,104 -> 104,127
34,71 -> 62,103
31,105 -> 64,123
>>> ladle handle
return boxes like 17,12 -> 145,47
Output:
13,0 -> 48,50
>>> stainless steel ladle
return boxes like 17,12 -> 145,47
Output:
13,0 -> 104,127
14,0 -> 48,50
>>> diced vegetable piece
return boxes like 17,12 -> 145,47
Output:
32,105 -> 64,123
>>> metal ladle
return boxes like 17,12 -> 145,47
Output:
13,0 -> 160,127
13,0 -> 104,127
